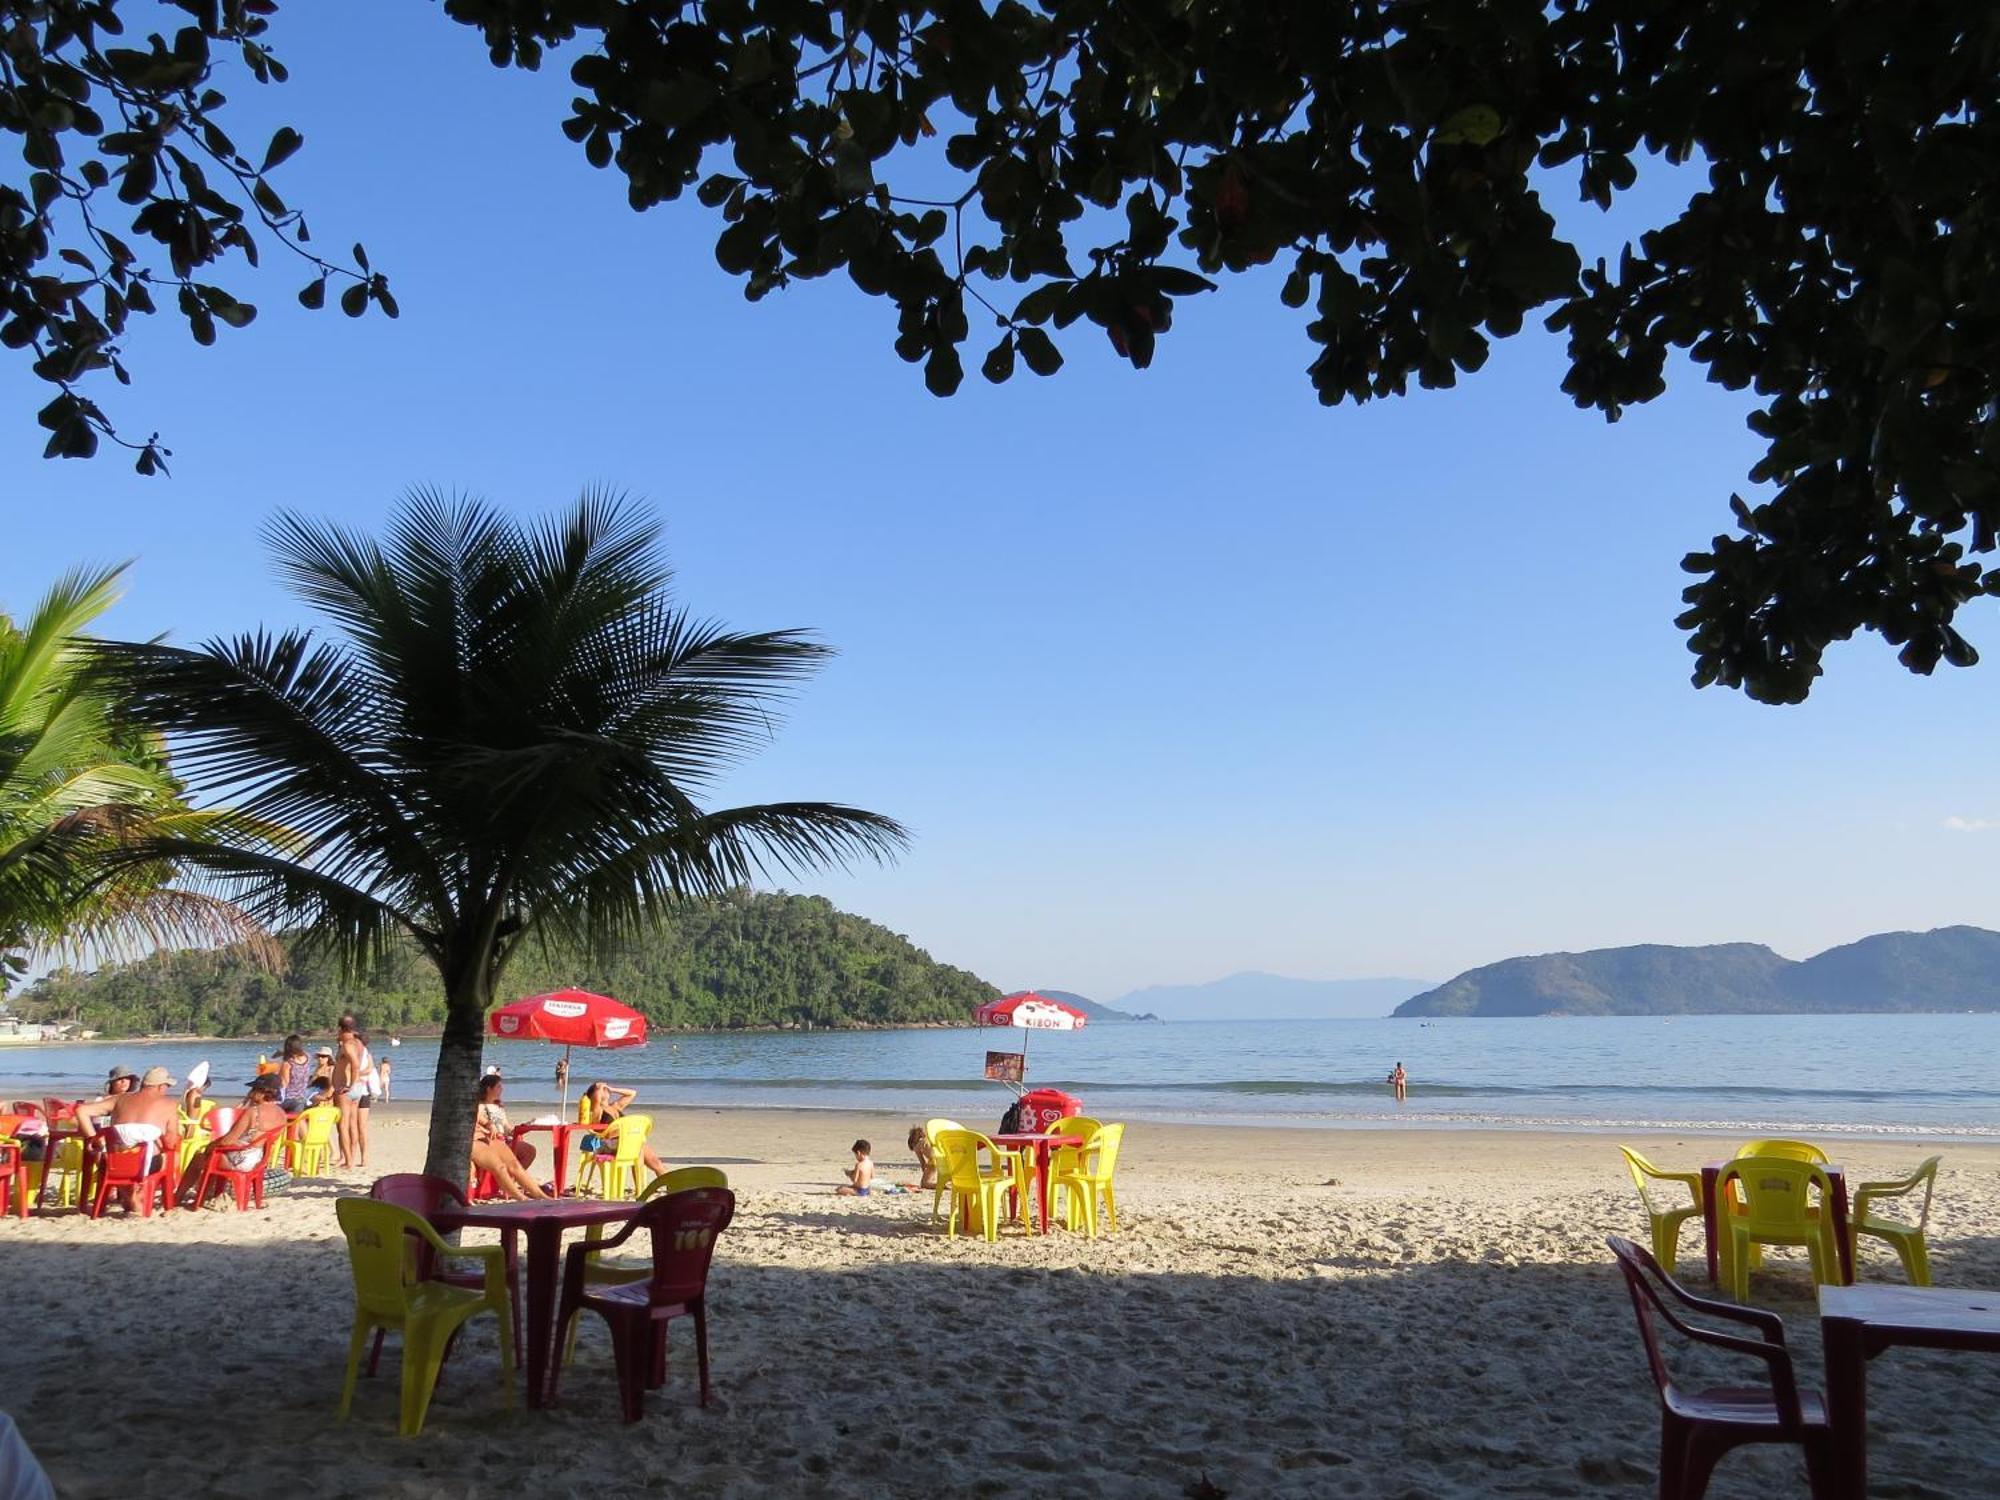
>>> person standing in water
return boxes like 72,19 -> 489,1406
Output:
1388,1061 -> 1408,1103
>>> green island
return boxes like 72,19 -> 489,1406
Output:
16,890 -> 998,1039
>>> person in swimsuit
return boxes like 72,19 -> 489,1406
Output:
1389,1062 -> 1408,1103
178,1076 -> 288,1202
471,1076 -> 547,1199
907,1125 -> 937,1190
836,1139 -> 874,1197
74,1067 -> 182,1198
274,1036 -> 313,1115
333,1013 -> 378,1170
580,1080 -> 666,1177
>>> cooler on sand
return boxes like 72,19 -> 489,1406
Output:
1017,1089 -> 1082,1133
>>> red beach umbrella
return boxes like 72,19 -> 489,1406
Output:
973,991 -> 1088,1084
488,988 -> 647,1114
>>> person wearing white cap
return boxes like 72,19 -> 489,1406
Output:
74,1067 -> 183,1195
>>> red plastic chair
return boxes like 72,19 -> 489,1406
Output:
0,1142 -> 28,1218
186,1125 -> 285,1211
549,1186 -> 735,1422
369,1173 -> 523,1368
1606,1235 -> 1834,1499
86,1141 -> 173,1218
469,1165 -> 506,1202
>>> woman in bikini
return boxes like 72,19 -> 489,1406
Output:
580,1080 -> 667,1178
471,1075 -> 547,1199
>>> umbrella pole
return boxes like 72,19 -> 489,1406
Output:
560,1043 -> 573,1118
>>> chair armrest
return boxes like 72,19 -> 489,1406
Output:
437,1241 -> 509,1295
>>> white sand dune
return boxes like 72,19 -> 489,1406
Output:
6,1107 -> 1999,1499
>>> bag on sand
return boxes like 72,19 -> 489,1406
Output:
997,1101 -> 1023,1136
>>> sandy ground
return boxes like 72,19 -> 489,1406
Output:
5,1104 -> 1999,1500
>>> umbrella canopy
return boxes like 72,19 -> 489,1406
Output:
489,989 -> 648,1048
974,991 -> 1089,1032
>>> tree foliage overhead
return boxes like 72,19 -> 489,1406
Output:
19,888 -> 997,1036
0,0 -> 387,470
440,0 -> 2000,705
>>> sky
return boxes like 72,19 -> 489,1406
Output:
6,6 -> 2000,1002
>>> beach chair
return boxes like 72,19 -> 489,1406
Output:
578,1114 -> 653,1201
1606,1235 -> 1833,1499
1051,1122 -> 1124,1236
187,1125 -> 287,1211
335,1198 -> 515,1437
1618,1146 -> 1704,1271
1044,1115 -> 1103,1181
0,1141 -> 27,1218
1717,1157 -> 1841,1301
564,1168 -> 731,1361
549,1186 -> 735,1421
370,1173 -> 522,1369
1850,1156 -> 1941,1287
85,1142 -> 172,1219
935,1129 -> 1016,1242
36,1135 -> 83,1209
288,1105 -> 341,1177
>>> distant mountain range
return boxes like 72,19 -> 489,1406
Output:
1033,989 -> 1155,1023
1394,926 -> 2000,1018
1087,972 -> 1434,1021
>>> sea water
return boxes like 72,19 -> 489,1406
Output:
3,1013 -> 1995,1139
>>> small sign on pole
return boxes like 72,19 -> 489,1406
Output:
983,1049 -> 1026,1084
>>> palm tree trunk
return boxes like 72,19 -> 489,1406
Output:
424,966 -> 489,1184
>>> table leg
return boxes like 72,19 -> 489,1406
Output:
553,1128 -> 571,1198
1701,1166 -> 1721,1284
1829,1172 -> 1854,1285
521,1221 -> 560,1409
1035,1148 -> 1053,1235
1821,1316 -> 1868,1500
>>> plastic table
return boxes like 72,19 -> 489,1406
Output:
509,1120 -> 587,1198
1820,1283 -> 2000,1499
1700,1159 -> 1852,1286
991,1133 -> 1083,1235
434,1197 -> 639,1407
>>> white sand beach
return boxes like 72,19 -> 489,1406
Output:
7,1108 -> 2000,1499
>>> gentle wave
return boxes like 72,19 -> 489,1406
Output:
654,1075 -> 2000,1104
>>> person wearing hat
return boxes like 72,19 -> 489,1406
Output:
92,1064 -> 138,1104
178,1075 -> 288,1205
74,1067 -> 183,1197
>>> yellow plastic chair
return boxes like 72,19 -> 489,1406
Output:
35,1136 -> 84,1209
1851,1156 -> 1941,1287
936,1129 -> 1016,1242
579,1114 -> 653,1201
1718,1156 -> 1841,1301
176,1116 -> 212,1176
1617,1146 -> 1704,1271
334,1197 -> 515,1437
1044,1116 -> 1103,1186
288,1105 -> 341,1176
1736,1138 -> 1830,1164
923,1118 -> 965,1226
563,1168 -> 731,1362
1051,1122 -> 1125,1237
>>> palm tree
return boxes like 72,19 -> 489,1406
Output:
89,491 -> 907,1178
0,565 -> 257,988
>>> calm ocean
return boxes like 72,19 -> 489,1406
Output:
3,1013 -> 1994,1139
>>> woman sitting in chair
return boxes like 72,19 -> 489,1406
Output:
472,1075 -> 546,1200
178,1075 -> 287,1204
580,1080 -> 666,1178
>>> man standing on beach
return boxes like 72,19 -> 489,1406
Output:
332,1013 -> 377,1171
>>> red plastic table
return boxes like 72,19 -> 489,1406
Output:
510,1121 -> 587,1198
1820,1283 -> 2000,1499
992,1133 -> 1082,1235
434,1197 -> 639,1407
1699,1159 -> 1852,1286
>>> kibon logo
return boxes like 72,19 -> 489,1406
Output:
497,1016 -> 521,1035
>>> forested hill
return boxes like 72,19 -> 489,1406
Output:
1394,926 -> 2000,1017
18,891 -> 998,1038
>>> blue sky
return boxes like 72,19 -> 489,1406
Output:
6,6 -> 1999,1001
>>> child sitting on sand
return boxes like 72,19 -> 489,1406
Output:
836,1139 -> 874,1197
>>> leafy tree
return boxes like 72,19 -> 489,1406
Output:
0,562 -> 256,985
86,491 -> 906,1180
0,0 -> 386,470
11,4 -> 1996,704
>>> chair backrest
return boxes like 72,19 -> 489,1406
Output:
42,1098 -> 75,1123
8,1102 -> 43,1119
1605,1234 -> 1803,1425
607,1114 -> 653,1165
1859,1155 -> 1942,1230
296,1105 -> 340,1146
629,1187 -> 736,1304
1617,1145 -> 1685,1214
90,1143 -> 157,1184
923,1118 -> 964,1154
1723,1156 -> 1832,1232
1048,1116 -> 1102,1138
337,1198 -> 445,1321
208,1106 -> 238,1136
936,1128 -> 1006,1188
369,1172 -> 470,1217
1083,1122 -> 1124,1178
1737,1137 -> 1829,1165
639,1166 -> 729,1201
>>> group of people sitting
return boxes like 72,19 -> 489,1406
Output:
468,1073 -> 668,1201
71,1066 -> 288,1207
